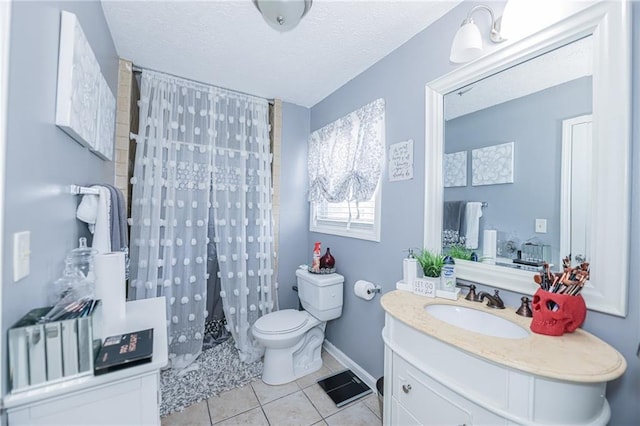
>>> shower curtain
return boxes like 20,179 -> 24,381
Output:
129,70 -> 277,367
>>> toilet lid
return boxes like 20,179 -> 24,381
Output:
253,309 -> 309,334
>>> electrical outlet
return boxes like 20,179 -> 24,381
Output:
13,231 -> 31,282
535,219 -> 547,234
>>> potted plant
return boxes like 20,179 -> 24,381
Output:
416,249 -> 445,288
447,244 -> 472,261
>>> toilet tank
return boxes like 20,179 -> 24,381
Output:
296,269 -> 344,321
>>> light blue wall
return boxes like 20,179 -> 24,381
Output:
2,0 -> 118,395
309,2 -> 639,423
277,102 -> 310,310
445,77 -> 592,263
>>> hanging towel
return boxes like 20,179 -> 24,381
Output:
104,185 -> 120,252
76,193 -> 98,233
464,202 -> 483,249
103,184 -> 130,279
76,186 -> 111,254
443,201 -> 466,247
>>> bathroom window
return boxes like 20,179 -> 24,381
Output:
310,188 -> 381,241
308,99 -> 385,242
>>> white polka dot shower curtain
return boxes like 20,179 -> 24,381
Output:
129,70 -> 277,368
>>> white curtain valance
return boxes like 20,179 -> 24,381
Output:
308,98 -> 385,203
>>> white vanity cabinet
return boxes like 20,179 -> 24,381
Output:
389,351 -> 505,426
3,297 -> 168,426
381,291 -> 626,426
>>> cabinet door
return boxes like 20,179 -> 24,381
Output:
393,353 -> 506,426
391,397 -> 422,426
396,369 -> 472,425
8,374 -> 159,426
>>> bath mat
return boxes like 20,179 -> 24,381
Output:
160,338 -> 262,416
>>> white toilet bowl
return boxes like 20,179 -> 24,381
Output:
253,309 -> 325,385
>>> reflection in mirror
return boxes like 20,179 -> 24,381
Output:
442,36 -> 592,272
425,0 -> 630,316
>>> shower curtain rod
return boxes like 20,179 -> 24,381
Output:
131,64 -> 274,105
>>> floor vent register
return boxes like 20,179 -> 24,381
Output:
316,369 -> 372,408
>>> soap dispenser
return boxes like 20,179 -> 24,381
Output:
397,249 -> 417,291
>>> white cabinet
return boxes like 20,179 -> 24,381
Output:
382,313 -> 611,425
390,351 -> 503,426
4,298 -> 168,426
7,373 -> 159,425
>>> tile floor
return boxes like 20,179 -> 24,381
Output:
162,350 -> 382,426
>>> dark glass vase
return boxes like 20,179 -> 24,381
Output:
320,248 -> 335,269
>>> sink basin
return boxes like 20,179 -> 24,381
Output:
424,304 -> 529,339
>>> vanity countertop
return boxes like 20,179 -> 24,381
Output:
381,290 -> 626,383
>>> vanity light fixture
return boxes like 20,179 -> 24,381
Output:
253,0 -> 313,32
449,4 -> 506,64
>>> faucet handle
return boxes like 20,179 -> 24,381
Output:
493,289 -> 503,302
515,296 -> 533,317
456,283 -> 481,302
465,284 -> 481,302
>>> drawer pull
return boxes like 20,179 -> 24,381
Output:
402,384 -> 412,393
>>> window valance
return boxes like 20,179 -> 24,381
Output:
308,98 -> 385,203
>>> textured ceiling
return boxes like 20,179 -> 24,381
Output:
101,0 -> 461,108
445,36 -> 593,120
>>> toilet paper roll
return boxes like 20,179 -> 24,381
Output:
94,252 -> 126,334
354,280 -> 376,301
483,229 -> 497,264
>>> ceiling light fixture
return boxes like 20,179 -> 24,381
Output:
253,0 -> 313,32
449,4 -> 506,64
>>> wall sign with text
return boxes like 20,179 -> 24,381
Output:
388,139 -> 413,182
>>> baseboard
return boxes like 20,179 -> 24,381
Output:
322,340 -> 378,394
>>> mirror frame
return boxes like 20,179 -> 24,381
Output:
424,2 -> 630,316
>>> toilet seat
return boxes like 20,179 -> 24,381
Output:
254,309 -> 309,335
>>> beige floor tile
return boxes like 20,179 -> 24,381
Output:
161,400 -> 211,426
361,393 -> 382,419
321,350 -> 344,372
262,390 -> 322,426
302,383 -> 342,418
250,378 -> 300,405
207,384 -> 259,424
214,407 -> 269,426
295,365 -> 333,389
325,401 -> 382,426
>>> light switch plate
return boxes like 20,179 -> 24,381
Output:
535,219 -> 547,233
13,231 -> 30,282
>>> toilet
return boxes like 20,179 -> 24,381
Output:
252,269 -> 344,385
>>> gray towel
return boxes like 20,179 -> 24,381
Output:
103,185 -> 120,252
104,184 -> 128,251
103,184 -> 129,279
444,201 -> 466,233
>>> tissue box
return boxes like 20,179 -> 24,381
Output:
8,301 -> 102,393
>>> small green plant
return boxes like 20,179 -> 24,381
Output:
447,244 -> 472,261
416,249 -> 445,278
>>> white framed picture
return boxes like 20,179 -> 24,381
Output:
444,150 -> 467,187
55,11 -> 115,161
472,142 -> 515,186
93,75 -> 116,161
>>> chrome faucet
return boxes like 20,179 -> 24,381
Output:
477,290 -> 505,309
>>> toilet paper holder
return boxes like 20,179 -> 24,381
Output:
367,285 -> 382,295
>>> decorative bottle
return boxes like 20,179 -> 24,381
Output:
311,242 -> 322,273
441,255 -> 456,291
320,248 -> 335,270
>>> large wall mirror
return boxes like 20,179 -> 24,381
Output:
424,2 -> 630,316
